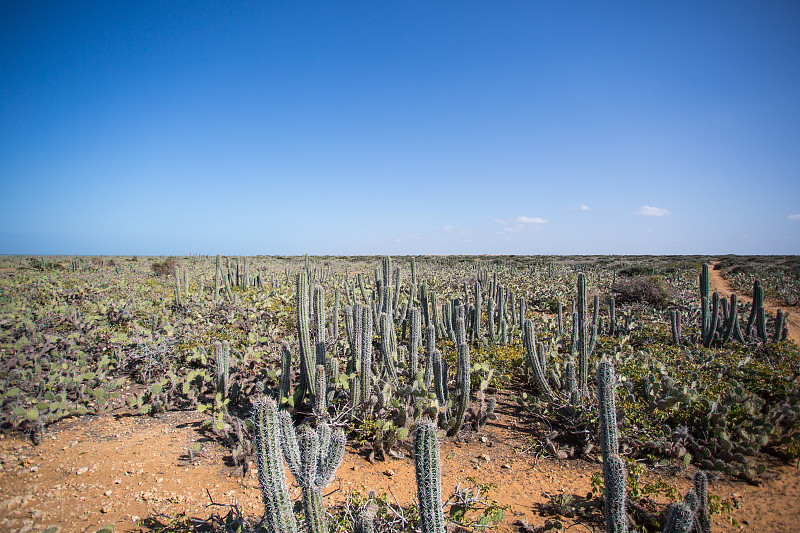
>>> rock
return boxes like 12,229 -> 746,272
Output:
76,467 -> 88,475
502,463 -> 512,469
383,469 -> 396,477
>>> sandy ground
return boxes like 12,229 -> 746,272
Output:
1,388 -> 799,533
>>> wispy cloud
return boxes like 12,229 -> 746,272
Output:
581,204 -> 590,211
517,216 -> 548,224
495,216 -> 547,235
789,214 -> 800,221
635,205 -> 671,217
443,226 -> 453,233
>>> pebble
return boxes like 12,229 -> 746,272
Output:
76,467 -> 88,475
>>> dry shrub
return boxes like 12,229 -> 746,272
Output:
612,276 -> 673,309
151,258 -> 178,277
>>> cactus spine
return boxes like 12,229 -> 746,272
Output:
414,421 -> 445,533
313,285 -> 326,366
253,397 -> 297,533
598,361 -> 626,533
577,273 -> 589,395
214,341 -> 230,401
447,338 -> 471,437
297,273 -> 315,400
523,319 -> 553,399
409,307 -> 421,384
279,413 -> 345,533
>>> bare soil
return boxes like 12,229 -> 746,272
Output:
2,271 -> 799,533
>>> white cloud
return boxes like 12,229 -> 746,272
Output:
635,206 -> 671,216
516,216 -> 548,224
443,226 -> 453,233
494,218 -> 507,225
581,204 -> 590,211
789,214 -> 800,220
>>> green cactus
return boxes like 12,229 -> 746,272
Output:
214,341 -> 230,403
279,342 -> 292,404
670,309 -> 682,346
379,312 -> 398,381
359,305 -> 373,411
253,397 -> 297,533
447,338 -> 471,437
409,307 -> 421,384
278,413 -> 346,533
577,273 -> 589,395
523,319 -> 553,399
174,265 -> 182,307
694,471 -> 711,533
297,273 -> 315,401
598,361 -> 619,462
474,281 -> 482,341
424,323 -> 436,391
414,421 -> 446,533
603,453 -> 628,533
313,285 -> 326,366
487,296 -> 496,343
663,501 -> 695,533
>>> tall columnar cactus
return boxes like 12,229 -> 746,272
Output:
774,309 -> 787,342
598,362 -> 619,462
297,273 -> 315,400
474,281 -> 482,341
409,307 -> 421,384
703,292 -> 720,348
414,421 -> 446,533
174,266 -> 183,307
379,312 -> 398,381
744,278 -> 763,340
424,323 -> 436,390
577,273 -> 589,395
603,453 -> 628,533
598,362 -> 626,533
523,319 -> 553,399
447,338 -> 471,437
278,413 -> 346,533
213,254 -> 221,303
756,305 -> 767,342
332,288 -> 340,342
557,299 -> 563,337
253,397 -> 298,533
487,296 -> 496,342
393,266 -> 402,320
314,364 -> 327,414
669,309 -> 682,346
279,342 -> 292,403
694,471 -> 711,533
359,305 -> 373,411
214,341 -> 230,402
608,297 -> 616,336
313,285 -> 326,366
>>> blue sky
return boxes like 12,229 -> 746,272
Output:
2,2 -> 799,255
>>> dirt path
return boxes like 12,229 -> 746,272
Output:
707,263 -> 800,343
2,392 -> 800,533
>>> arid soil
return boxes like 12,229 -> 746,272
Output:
1,270 -> 799,533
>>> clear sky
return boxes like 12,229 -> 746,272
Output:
2,2 -> 799,256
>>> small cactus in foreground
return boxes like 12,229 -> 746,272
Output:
414,421 -> 445,533
253,397 -> 297,533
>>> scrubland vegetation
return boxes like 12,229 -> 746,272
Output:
0,254 -> 798,533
